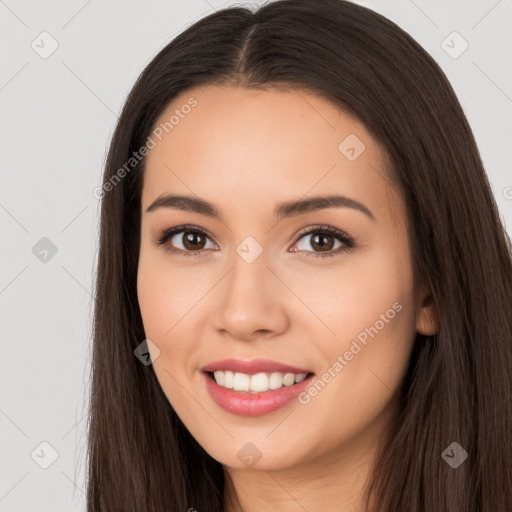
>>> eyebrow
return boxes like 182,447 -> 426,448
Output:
145,193 -> 376,222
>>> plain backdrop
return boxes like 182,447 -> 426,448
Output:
1,0 -> 511,510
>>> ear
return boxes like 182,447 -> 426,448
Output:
415,286 -> 438,336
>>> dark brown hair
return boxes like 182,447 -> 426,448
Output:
86,1 -> 512,510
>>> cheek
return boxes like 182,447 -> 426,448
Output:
137,258 -> 185,377
285,246 -> 414,344
137,252 -> 203,338
305,247 -> 416,415
291,245 -> 416,399
137,271 -> 171,340
137,264 -> 193,411
137,255 -> 211,383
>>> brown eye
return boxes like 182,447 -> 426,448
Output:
155,225 -> 217,257
290,225 -> 355,258
180,231 -> 208,251
309,233 -> 336,252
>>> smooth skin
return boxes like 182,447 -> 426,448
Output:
137,85 -> 437,512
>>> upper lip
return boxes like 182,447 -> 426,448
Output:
201,358 -> 313,375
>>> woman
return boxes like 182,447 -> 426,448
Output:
87,1 -> 512,510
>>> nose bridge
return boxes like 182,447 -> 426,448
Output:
211,241 -> 288,339
224,243 -> 272,311
223,228 -> 272,296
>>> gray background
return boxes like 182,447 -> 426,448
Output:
1,0 -> 511,510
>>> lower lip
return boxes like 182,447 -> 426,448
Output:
202,371 -> 315,416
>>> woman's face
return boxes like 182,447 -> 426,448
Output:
137,84 -> 436,471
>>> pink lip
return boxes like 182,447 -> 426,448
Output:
201,358 -> 312,375
202,371 -> 315,416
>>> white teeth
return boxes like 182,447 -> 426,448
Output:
224,371 -> 234,389
233,372 -> 250,391
282,373 -> 295,386
268,372 -> 283,390
213,370 -> 224,386
250,372 -> 269,392
211,370 -> 310,393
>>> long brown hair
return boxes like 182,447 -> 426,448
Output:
86,1 -> 512,510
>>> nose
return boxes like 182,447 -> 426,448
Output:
211,251 -> 289,342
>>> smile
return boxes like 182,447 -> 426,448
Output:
201,358 -> 316,416
211,370 -> 309,393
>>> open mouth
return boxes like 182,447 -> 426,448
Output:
204,370 -> 315,394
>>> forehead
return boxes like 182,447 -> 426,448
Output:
141,85 -> 399,224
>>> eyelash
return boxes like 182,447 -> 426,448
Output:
154,224 -> 355,259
